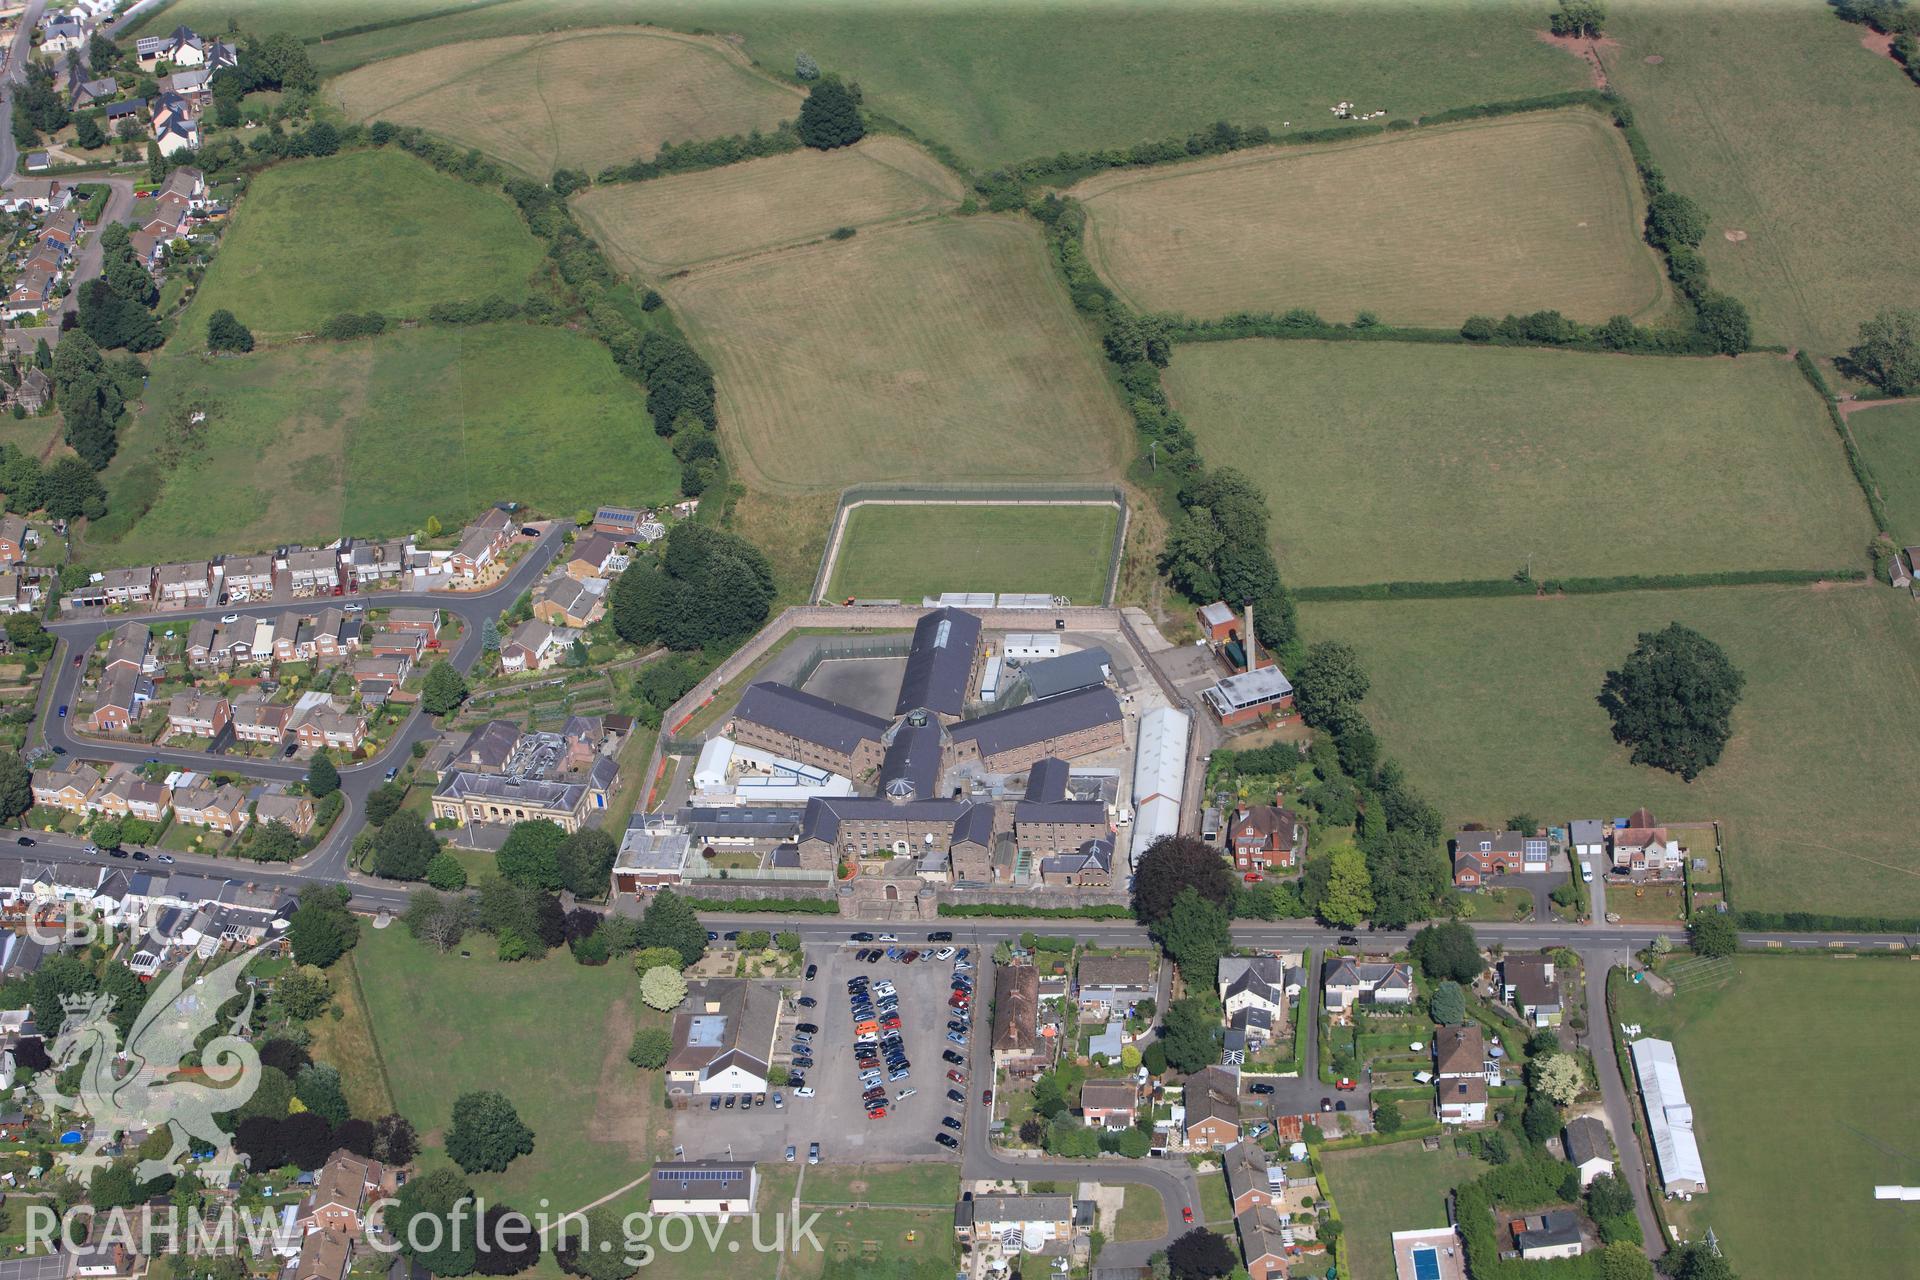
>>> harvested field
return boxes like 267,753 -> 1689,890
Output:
1074,110 -> 1665,326
1163,341 -> 1873,586
331,27 -> 801,176
1602,2 -> 1920,353
573,136 -> 963,274
1301,584 -> 1920,918
667,216 -> 1132,493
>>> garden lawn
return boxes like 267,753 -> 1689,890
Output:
1601,2 -> 1920,354
1113,1183 -> 1165,1241
84,321 -> 677,565
667,215 -> 1131,493
351,922 -> 668,1211
331,28 -> 801,177
1163,342 -> 1873,587
784,1204 -> 958,1280
1074,109 -> 1664,326
572,136 -> 962,274
304,947 -> 396,1119
185,149 -> 541,339
1323,1142 -> 1490,1280
1846,402 -> 1920,549
1611,955 -> 1920,1280
1300,583 -> 1920,918
826,502 -> 1119,604
172,1 -> 1584,171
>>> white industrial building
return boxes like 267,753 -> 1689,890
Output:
1129,706 -> 1190,869
1630,1038 -> 1708,1196
693,736 -> 855,802
1002,632 -> 1063,661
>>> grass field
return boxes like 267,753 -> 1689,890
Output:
1847,402 -> 1920,548
1600,3 -> 1920,354
668,215 -> 1132,493
305,948 -> 396,1120
797,1162 -> 958,1207
573,136 -> 962,274
1074,110 -> 1664,326
353,922 -> 667,1211
84,320 -> 678,565
1324,1142 -> 1490,1280
144,2 -> 1585,169
1162,342 -> 1873,586
1611,956 -> 1920,1280
1300,583 -> 1920,918
331,27 -> 801,177
187,150 -> 541,339
1113,1184 -> 1166,1242
825,502 -> 1119,604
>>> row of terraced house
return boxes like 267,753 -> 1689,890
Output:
31,760 -> 317,836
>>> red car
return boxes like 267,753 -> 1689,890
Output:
981,1088 -> 993,1106
947,1069 -> 967,1083
1243,872 -> 1263,883
1181,1207 -> 1194,1224
867,1106 -> 887,1119
1335,1077 -> 1358,1091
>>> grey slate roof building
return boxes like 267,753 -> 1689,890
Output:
894,606 -> 982,718
735,682 -> 891,757
948,685 -> 1122,760
879,719 -> 945,800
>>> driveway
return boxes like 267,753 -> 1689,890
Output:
1579,948 -> 1665,1257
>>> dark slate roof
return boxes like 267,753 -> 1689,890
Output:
1014,798 -> 1108,826
1025,757 -> 1070,804
879,721 -> 944,800
949,686 -> 1121,759
1039,835 -> 1113,877
734,682 -> 890,756
951,803 -> 995,847
1025,647 -> 1112,701
1515,1210 -> 1583,1251
798,795 -> 969,845
1564,1115 -> 1610,1166
894,607 -> 981,717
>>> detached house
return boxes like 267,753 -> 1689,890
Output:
1076,954 -> 1156,1019
533,573 -> 606,629
91,668 -> 154,732
1451,827 -> 1552,887
1433,1024 -> 1492,1125
296,1150 -> 394,1238
0,515 -> 29,566
1321,956 -> 1414,1022
1563,1116 -> 1613,1187
1501,954 -> 1562,1027
501,619 -> 573,672
1225,800 -> 1306,871
1218,954 -> 1295,1034
450,508 -> 513,579
1181,1066 -> 1242,1148
384,607 -> 441,644
564,533 -> 622,579
1610,810 -> 1683,879
1080,1079 -> 1138,1130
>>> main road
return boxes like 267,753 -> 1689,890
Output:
32,522 -> 572,885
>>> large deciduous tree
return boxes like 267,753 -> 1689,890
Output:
421,661 -> 469,716
1130,834 -> 1233,924
1848,307 -> 1920,395
1409,921 -> 1483,983
1152,887 -> 1231,987
445,1091 -> 534,1174
1598,623 -> 1744,780
1317,845 -> 1374,927
797,77 -> 864,149
1294,640 -> 1370,728
639,965 -> 687,1012
374,812 -> 441,882
1166,1228 -> 1238,1280
496,819 -> 566,891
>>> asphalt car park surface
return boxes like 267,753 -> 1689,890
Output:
672,940 -> 973,1162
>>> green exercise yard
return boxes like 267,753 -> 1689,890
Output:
352,923 -> 668,1211
1846,402 -> 1920,549
85,320 -> 678,565
1611,955 -> 1920,1280
1300,583 -> 1920,919
1164,341 -> 1873,588
186,149 -> 541,340
824,502 -> 1119,604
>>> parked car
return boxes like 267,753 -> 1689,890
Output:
1249,1083 -> 1275,1095
1336,1077 -> 1358,1091
942,1050 -> 965,1065
946,1089 -> 965,1104
947,1069 -> 967,1084
941,1115 -> 963,1130
1337,934 -> 1360,946
805,964 -> 818,981
808,1142 -> 820,1164
927,931 -> 953,942
981,1088 -> 993,1105
786,1145 -> 797,1162
934,1132 -> 958,1149
1182,1207 -> 1193,1224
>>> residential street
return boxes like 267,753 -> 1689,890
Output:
32,522 -> 572,886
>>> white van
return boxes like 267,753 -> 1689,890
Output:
1580,861 -> 1594,883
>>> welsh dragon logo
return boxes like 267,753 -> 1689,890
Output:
34,945 -> 266,1184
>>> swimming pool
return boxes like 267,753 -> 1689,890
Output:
57,1129 -> 82,1145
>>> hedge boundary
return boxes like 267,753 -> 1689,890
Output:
1293,567 -> 1866,603
1794,350 -> 1892,535
937,902 -> 1134,920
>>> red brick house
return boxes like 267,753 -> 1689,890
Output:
1226,800 -> 1306,871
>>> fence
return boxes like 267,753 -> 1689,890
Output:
809,482 -> 1129,607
